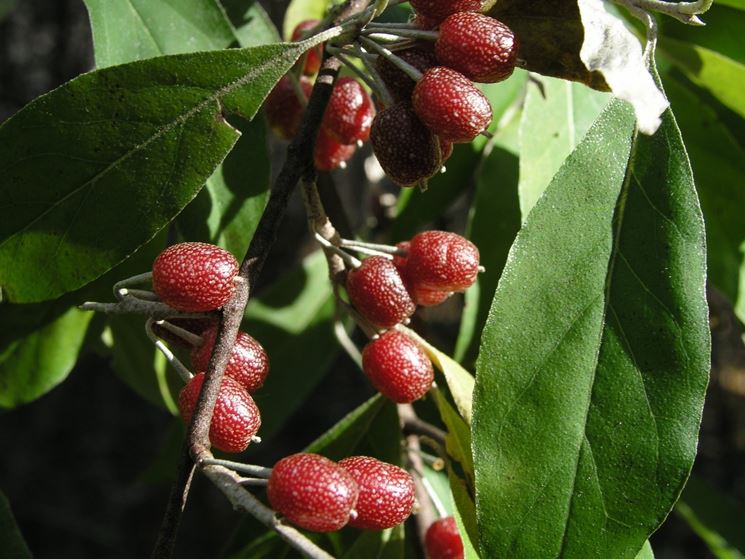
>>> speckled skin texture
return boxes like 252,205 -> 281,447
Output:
410,0 -> 481,23
264,74 -> 313,140
407,231 -> 480,292
178,373 -> 261,454
362,330 -> 434,403
412,67 -> 492,143
152,242 -> 239,312
339,456 -> 415,530
268,453 -> 359,532
425,517 -> 464,559
435,13 -> 518,83
346,256 -> 416,328
321,77 -> 375,144
370,103 -> 442,187
376,46 -> 438,102
291,20 -> 323,75
394,242 -> 452,307
314,127 -> 357,171
190,327 -> 269,393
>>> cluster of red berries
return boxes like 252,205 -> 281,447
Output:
267,453 -> 416,532
345,231 -> 479,402
151,242 -> 269,454
370,7 -> 518,186
265,20 -> 376,171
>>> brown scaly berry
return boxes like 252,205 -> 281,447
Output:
435,13 -> 519,83
339,456 -> 416,530
152,242 -> 239,312
314,127 -> 357,171
291,20 -> 323,75
375,46 -> 438,103
321,77 -> 375,144
394,242 -> 451,307
362,330 -> 434,403
370,103 -> 442,188
412,67 -> 492,144
406,230 -> 480,292
346,256 -> 416,328
190,326 -> 269,393
425,516 -> 465,559
264,74 -> 312,140
178,373 -> 261,454
267,453 -> 359,532
410,0 -> 481,23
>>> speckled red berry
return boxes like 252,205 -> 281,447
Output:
362,330 -> 434,403
412,67 -> 492,143
346,256 -> 416,328
339,456 -> 416,530
435,13 -> 518,83
264,74 -> 313,140
291,20 -> 324,75
268,453 -> 359,532
322,77 -> 375,144
152,242 -> 239,312
314,127 -> 357,171
376,46 -> 438,102
370,103 -> 442,188
190,326 -> 269,393
394,242 -> 451,307
411,0 -> 481,23
406,231 -> 480,292
425,517 -> 464,559
178,373 -> 261,454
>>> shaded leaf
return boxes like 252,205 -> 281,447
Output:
83,0 -> 235,68
473,99 -> 710,558
432,388 -> 474,482
0,34 -> 334,303
448,469 -> 479,559
0,490 -> 32,559
518,74 -> 610,218
222,0 -> 282,47
635,541 -> 655,559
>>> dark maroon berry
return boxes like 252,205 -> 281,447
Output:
376,46 -> 438,102
346,256 -> 416,328
265,75 -> 313,140
411,0 -> 481,23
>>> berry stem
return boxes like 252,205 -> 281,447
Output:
238,477 -> 270,487
153,320 -> 204,347
119,288 -> 159,301
145,319 -> 194,383
314,232 -> 362,268
326,45 -> 389,104
351,42 -> 395,107
361,27 -> 439,41
357,36 -> 423,81
79,297 -> 214,320
334,316 -> 364,367
112,271 -> 153,298
199,458 -> 273,478
339,238 -> 401,254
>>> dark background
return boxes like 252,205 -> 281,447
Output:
1,1 -> 745,557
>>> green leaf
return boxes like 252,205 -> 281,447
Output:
664,75 -> 745,323
659,36 -> 745,121
431,389 -> 474,482
715,0 -> 745,9
0,35 -> 333,303
634,541 -> 655,559
454,109 -> 521,366
675,476 -> 745,559
448,469 -> 479,559
222,0 -> 282,47
518,75 -> 610,219
247,251 -> 339,439
342,525 -> 404,559
473,99 -> 710,558
0,0 -> 16,22
0,304 -> 92,408
0,490 -> 32,559
177,116 -> 270,257
283,0 -> 329,39
83,0 -> 236,68
487,0 -> 607,90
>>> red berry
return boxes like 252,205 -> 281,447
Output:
393,242 -> 451,307
362,330 -> 434,403
346,256 -> 416,328
321,77 -> 375,144
412,67 -> 492,143
178,373 -> 261,454
339,456 -> 415,530
370,103 -> 442,188
190,326 -> 269,393
314,127 -> 357,171
406,231 -> 480,292
435,13 -> 518,83
291,20 -> 324,75
425,517 -> 464,559
411,0 -> 481,23
264,74 -> 313,140
152,242 -> 239,312
268,453 -> 359,532
376,46 -> 438,103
